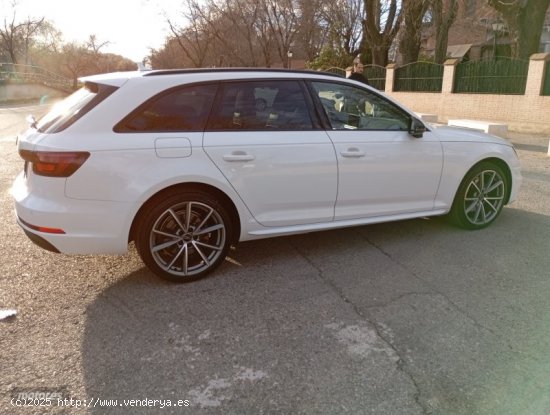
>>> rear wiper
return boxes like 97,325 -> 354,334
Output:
26,114 -> 37,129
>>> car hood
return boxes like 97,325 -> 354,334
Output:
429,124 -> 512,146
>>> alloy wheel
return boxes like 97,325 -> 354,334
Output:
463,169 -> 505,226
149,201 -> 226,277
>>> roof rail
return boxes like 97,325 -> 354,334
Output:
142,68 -> 342,78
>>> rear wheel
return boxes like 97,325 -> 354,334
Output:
135,191 -> 233,282
449,162 -> 507,230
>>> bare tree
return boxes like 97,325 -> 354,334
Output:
215,0 -> 264,66
363,0 -> 404,66
20,17 -> 44,64
86,34 -> 110,54
60,42 -> 92,88
295,0 -> 330,62
252,0 -> 276,67
163,0 -> 301,68
167,0 -> 214,68
84,34 -> 111,72
33,20 -> 63,54
430,0 -> 458,63
488,0 -> 550,59
0,6 -> 45,64
398,0 -> 430,64
321,0 -> 363,58
261,0 -> 299,68
150,38 -> 188,69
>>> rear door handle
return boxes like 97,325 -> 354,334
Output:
223,151 -> 255,162
340,147 -> 365,158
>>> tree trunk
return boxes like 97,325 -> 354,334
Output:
399,0 -> 429,64
362,0 -> 403,67
372,46 -> 390,67
516,0 -> 550,59
489,0 -> 550,60
431,0 -> 457,64
434,28 -> 450,64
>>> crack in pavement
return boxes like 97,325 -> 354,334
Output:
360,233 -> 500,333
359,232 -> 541,362
362,291 -> 438,311
290,241 -> 430,415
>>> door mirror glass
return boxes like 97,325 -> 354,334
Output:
409,118 -> 426,138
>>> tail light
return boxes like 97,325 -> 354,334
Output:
19,150 -> 90,177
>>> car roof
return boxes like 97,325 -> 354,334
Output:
80,68 -> 343,87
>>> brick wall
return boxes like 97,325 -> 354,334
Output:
384,53 -> 550,134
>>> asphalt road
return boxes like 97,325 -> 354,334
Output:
1,103 -> 550,414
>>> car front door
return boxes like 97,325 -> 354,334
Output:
310,81 -> 443,220
203,80 -> 337,227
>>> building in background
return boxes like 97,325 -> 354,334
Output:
420,0 -> 550,61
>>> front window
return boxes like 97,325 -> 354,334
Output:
311,81 -> 410,131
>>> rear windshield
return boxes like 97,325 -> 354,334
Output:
37,82 -> 117,133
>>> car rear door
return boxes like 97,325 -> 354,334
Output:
203,79 -> 337,227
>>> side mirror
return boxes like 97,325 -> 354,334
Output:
409,118 -> 426,138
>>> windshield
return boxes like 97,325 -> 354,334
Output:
36,82 -> 117,133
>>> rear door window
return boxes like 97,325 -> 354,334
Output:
206,80 -> 314,131
114,83 -> 217,132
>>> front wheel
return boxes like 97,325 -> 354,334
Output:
448,162 -> 508,230
135,191 -> 233,282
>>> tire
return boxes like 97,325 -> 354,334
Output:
448,161 -> 508,230
135,190 -> 233,282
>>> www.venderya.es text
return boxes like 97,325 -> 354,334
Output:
12,397 -> 190,409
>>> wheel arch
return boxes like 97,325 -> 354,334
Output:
447,157 -> 512,229
128,182 -> 241,244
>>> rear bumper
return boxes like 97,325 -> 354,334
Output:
20,227 -> 60,253
12,172 -> 133,255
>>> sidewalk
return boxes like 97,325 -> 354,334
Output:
507,131 -> 550,156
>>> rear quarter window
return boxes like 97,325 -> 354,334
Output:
114,83 -> 218,133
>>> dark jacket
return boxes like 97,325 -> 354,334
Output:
348,72 -> 369,85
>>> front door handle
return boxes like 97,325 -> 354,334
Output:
223,151 -> 255,162
340,147 -> 365,158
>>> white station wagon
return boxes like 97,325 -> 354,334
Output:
12,69 -> 522,281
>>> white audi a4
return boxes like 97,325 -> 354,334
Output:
12,69 -> 522,282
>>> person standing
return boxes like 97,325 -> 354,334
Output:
347,58 -> 369,85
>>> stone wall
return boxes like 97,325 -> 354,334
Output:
0,83 -> 68,105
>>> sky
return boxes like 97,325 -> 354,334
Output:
8,0 -> 186,62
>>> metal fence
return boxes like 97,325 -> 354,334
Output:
0,62 -> 73,92
365,65 -> 386,91
320,66 -> 386,90
394,62 -> 443,92
542,60 -> 550,96
322,67 -> 346,78
454,57 -> 528,94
